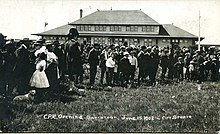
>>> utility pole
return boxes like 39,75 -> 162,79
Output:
198,11 -> 201,51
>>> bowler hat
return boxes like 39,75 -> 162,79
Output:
94,43 -> 100,48
68,28 -> 79,39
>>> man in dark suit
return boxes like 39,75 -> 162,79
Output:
118,52 -> 131,88
149,46 -> 160,86
137,45 -> 146,86
160,49 -> 170,81
88,43 -> 100,86
64,28 -> 84,84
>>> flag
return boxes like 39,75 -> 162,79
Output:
45,22 -> 48,27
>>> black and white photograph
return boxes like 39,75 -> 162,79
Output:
0,0 -> 220,133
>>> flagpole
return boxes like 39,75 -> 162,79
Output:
198,10 -> 201,51
44,22 -> 48,32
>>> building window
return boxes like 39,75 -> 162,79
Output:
95,26 -> 99,31
130,26 -> 134,31
126,26 -> 130,31
76,25 -> 80,31
110,26 -> 113,31
84,25 -> 88,31
147,26 -> 150,32
184,40 -> 188,43
180,39 -> 183,43
115,26 -> 119,31
99,26 -> 103,31
80,26 -> 84,31
110,26 -> 121,31
134,26 -> 138,32
119,26 -> 122,31
150,26 -> 154,32
134,38 -> 139,44
142,26 -> 153,32
162,39 -> 166,43
88,26 -> 91,31
172,39 -> 180,43
93,26 -> 106,31
103,26 -> 106,31
144,38 -> 153,45
126,26 -> 138,32
142,26 -> 146,32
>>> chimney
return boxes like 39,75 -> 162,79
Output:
80,9 -> 83,18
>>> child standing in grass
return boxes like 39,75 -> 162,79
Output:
174,57 -> 184,81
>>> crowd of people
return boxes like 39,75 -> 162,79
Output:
0,28 -> 220,100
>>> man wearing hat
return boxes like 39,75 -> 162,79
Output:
210,57 -> 219,82
160,49 -> 170,81
144,46 -> 152,81
13,43 -> 30,94
88,43 -> 100,86
129,50 -> 138,85
149,46 -> 160,86
184,52 -> 192,80
137,45 -> 146,86
118,51 -> 131,88
174,56 -> 184,81
54,42 -> 65,79
64,28 -> 84,84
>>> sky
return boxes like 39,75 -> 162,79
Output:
0,0 -> 220,44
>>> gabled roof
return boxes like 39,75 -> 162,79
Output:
32,24 -> 72,36
162,24 -> 198,38
70,10 -> 159,25
32,24 -> 201,39
32,10 -> 201,40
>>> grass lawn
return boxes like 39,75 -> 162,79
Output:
2,80 -> 219,133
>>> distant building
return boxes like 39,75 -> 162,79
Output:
32,10 -> 204,47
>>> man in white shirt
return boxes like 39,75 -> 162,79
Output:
129,51 -> 138,85
105,54 -> 116,86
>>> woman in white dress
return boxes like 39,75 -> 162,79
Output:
29,52 -> 50,88
29,52 -> 49,102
